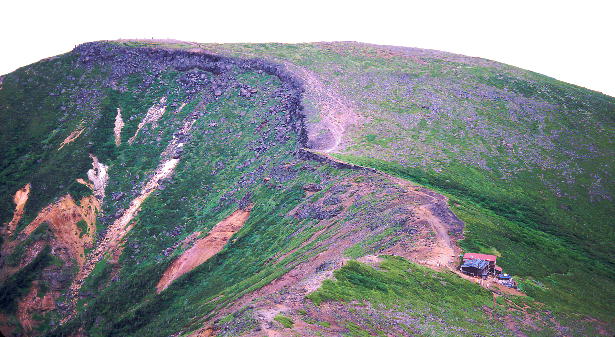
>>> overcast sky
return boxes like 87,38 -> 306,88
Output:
2,0 -> 613,96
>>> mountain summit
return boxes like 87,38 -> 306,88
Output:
0,40 -> 613,336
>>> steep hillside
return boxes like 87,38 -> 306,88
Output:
0,41 -> 613,337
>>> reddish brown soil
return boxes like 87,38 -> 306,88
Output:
4,183 -> 31,236
0,187 -> 100,333
454,271 -> 526,297
16,281 -> 58,333
157,206 -> 253,293
1,192 -> 100,282
188,172 -> 470,336
22,194 -> 99,266
58,127 -> 84,150
383,204 -> 460,271
69,111 -> 196,304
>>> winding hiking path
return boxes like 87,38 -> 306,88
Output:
283,63 -> 361,153
312,150 -> 461,270
414,205 -> 460,270
281,61 -> 459,269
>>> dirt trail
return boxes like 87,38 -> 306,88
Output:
114,107 -> 124,146
4,183 -> 31,236
284,63 -> 361,153
314,151 -> 461,270
321,153 -> 524,298
156,206 -> 252,293
194,172 -> 466,336
128,97 -> 167,144
411,205 -> 459,270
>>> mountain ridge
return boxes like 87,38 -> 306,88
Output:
0,40 -> 613,336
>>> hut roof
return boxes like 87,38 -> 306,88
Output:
463,253 -> 497,262
461,259 -> 489,270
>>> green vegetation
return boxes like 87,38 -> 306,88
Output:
330,153 -> 615,321
7,47 -> 361,336
1,41 -> 613,336
344,226 -> 400,258
307,256 -> 606,336
308,256 -> 503,336
77,220 -> 88,238
6,223 -> 50,267
274,314 -> 294,328
0,246 -> 52,313
0,52 -> 106,229
315,321 -> 331,328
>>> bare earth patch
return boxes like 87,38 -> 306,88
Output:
191,171 -> 467,336
284,63 -> 362,153
68,114 -> 197,304
114,107 -> 124,146
86,154 -> 109,200
3,183 -> 31,236
128,97 -> 167,144
156,206 -> 253,293
20,194 -> 100,267
16,281 -> 58,334
69,158 -> 179,296
58,126 -> 84,150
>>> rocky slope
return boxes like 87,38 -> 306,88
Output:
0,40 -> 613,336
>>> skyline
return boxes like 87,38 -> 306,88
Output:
2,0 -> 613,96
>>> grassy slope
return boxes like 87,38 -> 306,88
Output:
307,256 -> 606,337
0,41 -> 613,336
192,42 -> 615,322
308,256 -> 501,336
0,44 -> 372,336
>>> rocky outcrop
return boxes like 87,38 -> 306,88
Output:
128,97 -> 167,144
114,107 -> 124,146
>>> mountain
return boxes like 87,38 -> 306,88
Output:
0,40 -> 613,337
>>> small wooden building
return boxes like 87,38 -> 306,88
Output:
462,253 -> 497,275
460,259 -> 489,277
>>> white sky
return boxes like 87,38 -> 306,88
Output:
2,0 -> 614,97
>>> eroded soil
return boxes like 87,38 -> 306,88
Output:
4,183 -> 31,236
156,206 -> 253,293
58,126 -> 84,150
69,112 -> 197,301
194,170 -> 466,336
